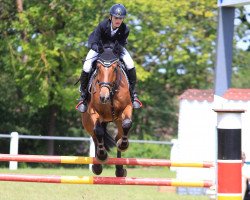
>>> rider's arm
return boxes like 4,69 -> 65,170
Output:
89,20 -> 106,52
119,25 -> 129,47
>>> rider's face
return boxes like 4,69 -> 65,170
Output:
111,16 -> 124,29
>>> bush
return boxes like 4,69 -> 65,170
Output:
109,143 -> 172,159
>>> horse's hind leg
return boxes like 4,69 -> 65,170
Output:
114,121 -> 127,177
115,151 -> 127,177
92,164 -> 103,175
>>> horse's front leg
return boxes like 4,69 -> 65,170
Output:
116,105 -> 133,152
91,139 -> 103,175
94,121 -> 108,162
82,112 -> 104,175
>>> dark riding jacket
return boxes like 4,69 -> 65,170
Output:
88,19 -> 129,49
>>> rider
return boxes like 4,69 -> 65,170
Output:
76,3 -> 142,113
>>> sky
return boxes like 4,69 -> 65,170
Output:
235,5 -> 250,50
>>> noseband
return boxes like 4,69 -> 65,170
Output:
98,81 -> 113,91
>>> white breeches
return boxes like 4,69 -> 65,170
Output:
83,48 -> 134,73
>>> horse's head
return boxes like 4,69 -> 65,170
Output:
96,42 -> 123,104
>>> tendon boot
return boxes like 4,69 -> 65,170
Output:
76,71 -> 90,113
127,68 -> 142,109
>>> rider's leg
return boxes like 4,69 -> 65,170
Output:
76,49 -> 98,113
121,48 -> 142,109
127,68 -> 142,108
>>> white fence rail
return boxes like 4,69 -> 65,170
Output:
0,132 -> 173,170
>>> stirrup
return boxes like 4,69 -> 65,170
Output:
75,101 -> 88,113
133,97 -> 142,109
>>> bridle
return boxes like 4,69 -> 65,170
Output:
96,58 -> 123,120
97,58 -> 122,95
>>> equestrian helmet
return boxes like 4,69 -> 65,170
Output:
110,4 -> 127,18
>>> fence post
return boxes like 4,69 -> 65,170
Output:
89,137 -> 95,171
9,132 -> 19,170
214,109 -> 244,200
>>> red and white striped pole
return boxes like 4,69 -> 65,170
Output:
214,109 -> 244,200
0,154 -> 213,168
0,174 -> 213,187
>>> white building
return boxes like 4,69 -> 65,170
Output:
171,88 -> 250,195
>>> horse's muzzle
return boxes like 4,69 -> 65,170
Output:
99,83 -> 112,104
100,94 -> 110,104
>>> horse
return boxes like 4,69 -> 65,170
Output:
81,42 -> 133,177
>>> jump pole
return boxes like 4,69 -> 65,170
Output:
214,109 -> 244,200
0,174 -> 213,187
0,154 -> 213,168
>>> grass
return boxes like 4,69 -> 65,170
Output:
0,167 -> 210,200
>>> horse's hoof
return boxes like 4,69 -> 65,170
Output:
117,138 -> 129,152
96,150 -> 108,162
115,168 -> 127,177
92,164 -> 103,175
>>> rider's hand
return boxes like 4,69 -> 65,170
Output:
92,44 -> 103,54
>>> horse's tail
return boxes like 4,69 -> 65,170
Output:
102,123 -> 116,151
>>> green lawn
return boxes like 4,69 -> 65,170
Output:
0,167 -> 210,200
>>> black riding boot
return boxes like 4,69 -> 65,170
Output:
76,71 -> 89,113
127,68 -> 142,109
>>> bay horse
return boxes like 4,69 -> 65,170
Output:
82,42 -> 133,177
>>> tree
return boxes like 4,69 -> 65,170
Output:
0,0 -> 218,155
232,6 -> 250,87
120,0 -> 217,137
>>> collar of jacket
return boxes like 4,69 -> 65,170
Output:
106,19 -> 124,33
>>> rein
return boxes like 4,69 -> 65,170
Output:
110,66 -> 122,121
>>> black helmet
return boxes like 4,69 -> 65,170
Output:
109,4 -> 127,18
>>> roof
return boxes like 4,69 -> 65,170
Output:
179,89 -> 214,102
179,88 -> 250,102
223,88 -> 250,101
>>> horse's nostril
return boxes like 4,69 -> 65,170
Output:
100,96 -> 105,102
100,95 -> 110,104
